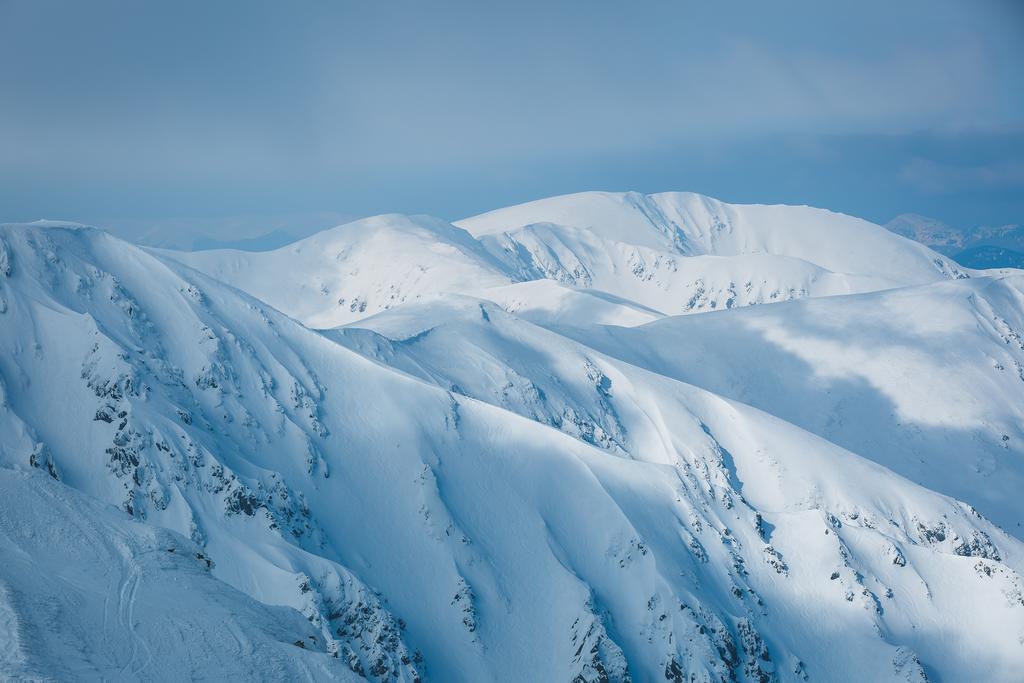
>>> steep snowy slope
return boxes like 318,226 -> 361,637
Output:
329,296 -> 1024,680
3,222 -> 1024,681
0,468 -> 356,681
168,192 -> 968,329
0,223 -> 426,680
554,274 -> 1024,535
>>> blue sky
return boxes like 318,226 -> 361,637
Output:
1,0 -> 1022,246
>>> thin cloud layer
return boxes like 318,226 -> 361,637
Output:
0,0 -> 1020,239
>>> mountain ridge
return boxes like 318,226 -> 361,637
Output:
166,191 -> 969,329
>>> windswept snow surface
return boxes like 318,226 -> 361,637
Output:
1,193 -> 1022,682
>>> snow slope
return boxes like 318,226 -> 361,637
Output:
0,194 -> 1021,682
551,274 -> 1024,534
329,294 -> 1024,681
0,468 -> 356,681
168,214 -> 513,328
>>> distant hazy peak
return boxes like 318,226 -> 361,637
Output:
884,213 -> 964,247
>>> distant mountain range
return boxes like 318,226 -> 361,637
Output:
886,213 -> 1024,269
190,228 -> 298,252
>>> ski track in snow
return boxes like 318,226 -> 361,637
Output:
118,563 -> 153,679
0,580 -> 29,677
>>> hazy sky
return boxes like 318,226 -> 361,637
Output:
1,0 -> 1022,246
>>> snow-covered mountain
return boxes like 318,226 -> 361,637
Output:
167,214 -> 513,329
170,192 -> 967,329
1,194 -> 1022,681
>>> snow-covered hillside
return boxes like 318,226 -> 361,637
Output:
548,274 -> 1024,534
1,193 -> 1022,682
0,468 -> 359,681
